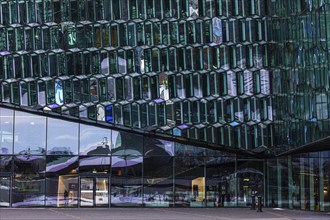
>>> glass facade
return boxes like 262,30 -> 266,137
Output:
267,152 -> 330,211
1,0 -> 330,212
0,0 -> 272,151
0,107 -> 269,208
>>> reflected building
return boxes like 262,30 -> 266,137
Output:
0,0 -> 330,211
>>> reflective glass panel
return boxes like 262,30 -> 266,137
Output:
143,156 -> 173,207
45,156 -> 79,207
112,131 -> 143,156
47,118 -> 79,155
79,124 -> 111,155
111,155 -> 143,206
0,176 -> 11,207
12,155 -> 45,207
0,108 -> 14,154
144,137 -> 174,156
174,156 -> 205,207
14,111 -> 46,155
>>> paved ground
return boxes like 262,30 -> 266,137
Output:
0,208 -> 330,220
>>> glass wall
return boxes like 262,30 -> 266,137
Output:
1,107 -> 330,210
267,151 -> 330,211
269,1 -> 330,153
0,107 -> 269,208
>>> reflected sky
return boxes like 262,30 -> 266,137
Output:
79,124 -> 111,155
47,118 -> 78,155
14,111 -> 46,154
0,108 -> 14,154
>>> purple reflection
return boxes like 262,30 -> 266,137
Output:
46,157 -> 78,172
79,157 -> 111,167
177,124 -> 189,129
0,51 -> 10,55
48,103 -> 60,108
111,156 -> 143,168
153,98 -> 164,103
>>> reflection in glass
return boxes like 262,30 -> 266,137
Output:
236,160 -> 264,207
174,156 -> 205,207
45,156 -> 79,207
0,176 -> 11,207
112,131 -> 143,156
79,156 -> 110,174
111,155 -> 143,206
80,178 -> 94,207
0,108 -> 13,154
143,156 -> 173,207
79,124 -> 111,155
47,118 -> 79,155
206,156 -> 236,207
14,111 -> 46,154
12,155 -> 45,207
144,138 -> 174,156
0,156 -> 12,173
175,143 -> 205,157
80,177 -> 109,207
95,178 -> 109,207
46,175 -> 79,207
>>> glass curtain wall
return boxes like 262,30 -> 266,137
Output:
269,0 -> 330,154
0,107 -> 269,208
0,0 -> 273,152
267,151 -> 330,211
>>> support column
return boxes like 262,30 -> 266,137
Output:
319,156 -> 324,211
300,157 -> 305,210
309,158 -> 314,210
277,158 -> 282,207
288,156 -> 293,209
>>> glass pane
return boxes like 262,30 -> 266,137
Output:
143,156 -> 173,207
80,178 -> 94,207
95,177 -> 109,207
79,124 -> 111,155
174,156 -> 205,207
0,176 -> 11,207
45,156 -> 79,207
112,131 -> 143,156
111,155 -> 143,206
12,155 -> 45,207
47,118 -> 79,155
144,138 -> 174,156
206,155 -> 236,207
0,108 -> 14,154
14,111 -> 46,155
236,159 -> 264,207
79,156 -> 110,174
0,156 -> 12,173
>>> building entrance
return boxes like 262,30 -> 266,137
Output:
80,177 -> 109,207
0,176 -> 11,207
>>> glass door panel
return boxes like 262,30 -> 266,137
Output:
0,176 -> 11,207
80,177 -> 109,207
95,178 -> 109,207
80,178 -> 94,207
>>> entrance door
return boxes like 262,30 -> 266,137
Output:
80,177 -> 109,207
0,176 -> 11,207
